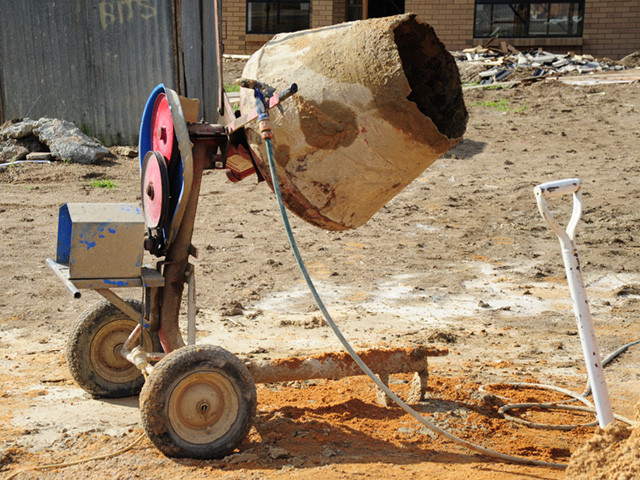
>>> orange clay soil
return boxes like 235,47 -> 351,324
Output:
3,372 -> 596,480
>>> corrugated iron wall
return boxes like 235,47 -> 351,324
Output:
0,0 -> 221,146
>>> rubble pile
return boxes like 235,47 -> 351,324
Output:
0,117 -> 111,165
454,45 -> 630,85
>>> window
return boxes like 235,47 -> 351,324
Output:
348,0 -> 363,21
247,0 -> 310,34
474,1 -> 584,38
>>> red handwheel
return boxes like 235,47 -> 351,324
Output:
150,93 -> 175,164
141,151 -> 170,230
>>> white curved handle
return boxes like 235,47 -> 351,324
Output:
534,178 -> 581,199
534,178 -> 582,243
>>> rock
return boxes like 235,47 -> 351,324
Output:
0,118 -> 40,139
428,331 -> 457,344
0,118 -> 111,164
616,284 -> 640,297
110,145 -> 138,158
470,390 -> 505,407
267,446 -> 289,459
397,427 -> 416,435
224,451 -> 260,464
221,301 -> 245,316
0,139 -> 29,162
620,51 -> 640,68
418,427 -> 438,439
322,445 -> 343,457
35,118 -> 110,164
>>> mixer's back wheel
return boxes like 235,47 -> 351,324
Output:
140,345 -> 257,459
66,300 -> 161,398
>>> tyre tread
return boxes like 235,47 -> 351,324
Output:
140,344 -> 257,459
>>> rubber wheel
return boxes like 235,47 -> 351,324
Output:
140,345 -> 257,459
66,300 -> 161,398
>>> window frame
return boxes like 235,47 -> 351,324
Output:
246,0 -> 311,35
473,1 -> 585,39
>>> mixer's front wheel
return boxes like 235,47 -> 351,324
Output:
66,300 -> 161,398
140,344 -> 257,459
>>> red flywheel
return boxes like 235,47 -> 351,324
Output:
150,93 -> 175,164
141,151 -> 170,230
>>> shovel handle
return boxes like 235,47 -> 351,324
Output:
534,178 -> 582,243
534,178 -> 581,199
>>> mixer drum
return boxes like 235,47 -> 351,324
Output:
240,13 -> 468,231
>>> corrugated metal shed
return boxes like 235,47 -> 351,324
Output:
0,0 -> 220,145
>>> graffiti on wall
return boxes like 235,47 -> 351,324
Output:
98,0 -> 157,29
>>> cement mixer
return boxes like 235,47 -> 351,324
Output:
242,14 -> 467,229
46,10 -> 465,459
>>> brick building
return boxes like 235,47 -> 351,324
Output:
221,0 -> 640,59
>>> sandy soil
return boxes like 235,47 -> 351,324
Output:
1,77 -> 640,479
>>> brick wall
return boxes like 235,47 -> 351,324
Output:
312,0 -> 334,27
222,0 -> 249,54
333,0 -> 347,24
222,0 -> 640,59
582,0 -> 640,59
406,0 -> 475,51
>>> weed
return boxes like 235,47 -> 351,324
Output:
90,179 -> 117,188
225,84 -> 241,93
471,99 -> 528,113
483,84 -> 507,90
471,98 -> 510,111
80,124 -> 93,137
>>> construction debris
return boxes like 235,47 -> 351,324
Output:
0,118 -> 111,164
557,69 -> 640,86
454,44 -> 631,86
620,51 -> 640,68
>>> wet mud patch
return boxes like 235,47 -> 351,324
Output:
297,97 -> 358,150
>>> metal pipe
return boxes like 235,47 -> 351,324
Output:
157,143 -> 206,353
95,288 -> 141,322
187,263 -> 196,345
46,258 -> 81,298
245,346 -> 447,384
534,178 -> 615,428
122,323 -> 142,354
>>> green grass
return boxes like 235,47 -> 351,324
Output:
225,84 -> 241,92
470,99 -> 528,113
472,98 -> 510,111
90,179 -> 118,188
483,84 -> 508,90
80,124 -> 93,137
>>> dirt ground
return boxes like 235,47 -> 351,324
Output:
1,74 -> 640,479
